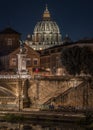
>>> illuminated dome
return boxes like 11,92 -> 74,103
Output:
26,5 -> 62,50
34,21 -> 60,34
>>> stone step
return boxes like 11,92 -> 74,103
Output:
35,79 -> 83,106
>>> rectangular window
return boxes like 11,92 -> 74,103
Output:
7,38 -> 12,45
26,58 -> 31,66
33,58 -> 38,66
11,58 -> 16,66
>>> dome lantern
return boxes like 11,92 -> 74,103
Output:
43,5 -> 51,20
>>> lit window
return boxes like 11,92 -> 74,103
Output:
7,38 -> 12,45
11,58 -> 16,66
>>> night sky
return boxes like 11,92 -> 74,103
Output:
0,0 -> 93,41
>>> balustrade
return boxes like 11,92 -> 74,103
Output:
0,74 -> 31,79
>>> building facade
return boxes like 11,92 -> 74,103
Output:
0,27 -> 21,71
40,45 -> 64,76
9,44 -> 40,76
0,27 -> 40,76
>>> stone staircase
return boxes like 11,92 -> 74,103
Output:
44,81 -> 86,105
35,78 -> 83,106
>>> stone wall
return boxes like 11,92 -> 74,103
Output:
0,76 -> 93,111
28,77 -> 86,108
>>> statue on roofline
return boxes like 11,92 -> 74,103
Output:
19,40 -> 26,54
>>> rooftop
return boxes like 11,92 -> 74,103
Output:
0,27 -> 21,35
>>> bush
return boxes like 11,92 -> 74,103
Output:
3,114 -> 24,122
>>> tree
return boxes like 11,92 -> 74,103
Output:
61,46 -> 82,75
81,47 -> 93,75
61,46 -> 93,76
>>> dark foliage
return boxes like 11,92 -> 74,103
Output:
61,46 -> 93,76
3,114 -> 24,122
81,47 -> 93,75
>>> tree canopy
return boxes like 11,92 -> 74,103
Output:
61,46 -> 93,76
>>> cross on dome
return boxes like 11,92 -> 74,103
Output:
45,4 -> 48,11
